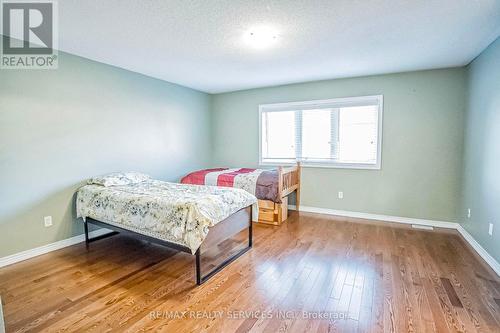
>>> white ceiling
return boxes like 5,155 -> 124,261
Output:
55,1 -> 500,93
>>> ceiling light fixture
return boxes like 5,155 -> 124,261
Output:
243,26 -> 279,49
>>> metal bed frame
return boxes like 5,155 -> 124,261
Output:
83,207 -> 252,285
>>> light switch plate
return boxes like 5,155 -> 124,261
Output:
44,216 -> 53,227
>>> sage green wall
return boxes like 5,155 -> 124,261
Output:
0,51 -> 211,258
211,68 -> 466,222
461,38 -> 500,262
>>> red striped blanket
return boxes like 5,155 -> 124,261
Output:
181,168 -> 281,203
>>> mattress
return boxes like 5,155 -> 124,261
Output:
76,179 -> 256,253
181,168 -> 281,203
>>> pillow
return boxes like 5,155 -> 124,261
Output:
88,172 -> 151,187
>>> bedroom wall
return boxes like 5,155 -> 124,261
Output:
460,37 -> 500,263
0,50 -> 211,258
211,68 -> 466,222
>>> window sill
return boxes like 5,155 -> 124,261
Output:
259,161 -> 381,170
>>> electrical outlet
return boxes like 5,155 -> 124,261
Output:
467,208 -> 471,219
44,216 -> 53,227
489,223 -> 493,236
338,191 -> 344,199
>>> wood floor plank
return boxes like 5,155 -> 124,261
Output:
435,234 -> 499,332
495,299 -> 500,308
440,278 -> 463,308
0,211 -> 498,333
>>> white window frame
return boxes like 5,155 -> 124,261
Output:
258,95 -> 383,170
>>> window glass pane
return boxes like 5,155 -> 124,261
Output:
301,109 -> 332,160
338,105 -> 378,163
260,96 -> 381,168
262,111 -> 296,160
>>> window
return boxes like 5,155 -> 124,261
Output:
259,95 -> 383,169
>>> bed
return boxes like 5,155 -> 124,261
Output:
180,163 -> 301,225
76,173 -> 256,285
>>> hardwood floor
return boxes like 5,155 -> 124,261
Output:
1,212 -> 499,332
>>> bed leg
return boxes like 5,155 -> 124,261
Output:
249,208 -> 253,248
195,248 -> 202,285
84,221 -> 90,250
83,219 -> 119,250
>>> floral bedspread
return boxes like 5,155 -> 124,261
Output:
76,179 -> 256,253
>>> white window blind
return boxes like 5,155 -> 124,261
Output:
259,95 -> 383,169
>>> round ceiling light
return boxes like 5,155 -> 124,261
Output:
243,26 -> 279,49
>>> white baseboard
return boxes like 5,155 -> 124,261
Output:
288,205 -> 459,229
289,204 -> 500,277
0,296 -> 4,333
456,225 -> 500,276
0,228 -> 112,268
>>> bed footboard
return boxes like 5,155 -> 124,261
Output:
196,206 -> 252,285
278,162 -> 301,210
